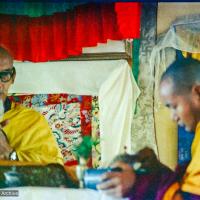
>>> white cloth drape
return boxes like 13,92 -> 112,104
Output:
10,60 -> 140,166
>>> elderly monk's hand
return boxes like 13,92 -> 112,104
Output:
0,120 -> 13,160
97,162 -> 136,197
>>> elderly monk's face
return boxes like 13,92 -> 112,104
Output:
0,55 -> 15,102
160,78 -> 200,132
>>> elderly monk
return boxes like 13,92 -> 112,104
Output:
0,46 -> 63,165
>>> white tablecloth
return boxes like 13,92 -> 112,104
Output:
0,187 -> 128,200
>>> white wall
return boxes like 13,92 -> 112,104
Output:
158,3 -> 200,34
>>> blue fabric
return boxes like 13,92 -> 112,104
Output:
0,1 -> 140,17
182,192 -> 200,200
178,126 -> 194,164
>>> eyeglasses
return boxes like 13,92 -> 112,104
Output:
0,67 -> 15,83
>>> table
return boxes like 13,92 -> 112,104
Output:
0,161 -> 128,200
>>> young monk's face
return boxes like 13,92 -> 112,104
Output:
159,79 -> 200,132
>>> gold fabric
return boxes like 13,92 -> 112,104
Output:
2,102 -> 63,165
155,106 -> 178,170
181,122 -> 200,195
182,52 -> 200,61
163,182 -> 180,200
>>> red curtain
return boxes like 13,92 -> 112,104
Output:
115,2 -> 141,38
0,3 -> 140,62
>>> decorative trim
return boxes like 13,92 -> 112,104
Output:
60,52 -> 130,61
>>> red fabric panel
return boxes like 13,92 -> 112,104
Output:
115,2 -> 141,39
80,95 -> 92,167
9,94 -> 94,167
0,3 -> 140,62
80,96 -> 92,137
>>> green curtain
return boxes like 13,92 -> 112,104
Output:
132,39 -> 140,114
0,1 -> 136,17
132,39 -> 140,83
0,2 -> 84,17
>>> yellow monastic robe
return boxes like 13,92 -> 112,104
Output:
2,102 -> 63,165
182,52 -> 200,61
181,122 -> 200,195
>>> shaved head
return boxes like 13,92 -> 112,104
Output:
159,57 -> 200,132
160,57 -> 200,95
0,47 -> 15,102
0,47 -> 13,68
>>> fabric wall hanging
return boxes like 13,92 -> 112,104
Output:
131,3 -> 158,159
9,94 -> 100,167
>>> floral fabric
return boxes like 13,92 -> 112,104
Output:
9,94 -> 100,167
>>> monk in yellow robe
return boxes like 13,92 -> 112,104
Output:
97,57 -> 200,200
179,122 -> 200,195
0,47 -> 63,165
